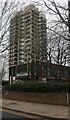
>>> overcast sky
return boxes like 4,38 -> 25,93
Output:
0,0 -> 68,4
55,0 -> 67,3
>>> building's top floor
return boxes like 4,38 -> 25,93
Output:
10,4 -> 46,21
24,4 -> 39,12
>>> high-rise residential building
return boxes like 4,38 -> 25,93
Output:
9,4 -> 47,82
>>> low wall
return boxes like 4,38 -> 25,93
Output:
2,91 -> 67,106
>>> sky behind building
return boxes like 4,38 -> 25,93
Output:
0,0 -> 67,4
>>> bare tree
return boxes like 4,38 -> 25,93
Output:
0,0 -> 26,79
43,0 -> 70,65
33,0 -> 70,65
32,0 -> 69,66
47,24 -> 69,66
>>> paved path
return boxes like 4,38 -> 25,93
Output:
2,99 -> 68,119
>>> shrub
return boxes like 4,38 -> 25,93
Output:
2,80 -> 9,86
3,81 -> 70,92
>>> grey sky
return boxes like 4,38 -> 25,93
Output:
55,0 -> 67,3
0,0 -> 68,4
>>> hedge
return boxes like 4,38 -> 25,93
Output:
3,81 -> 70,92
2,80 -> 9,86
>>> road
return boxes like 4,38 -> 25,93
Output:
2,111 -> 36,120
0,110 -> 21,119
2,111 -> 24,119
2,109 -> 50,120
0,111 -> 2,120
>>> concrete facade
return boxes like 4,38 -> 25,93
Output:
9,4 -> 47,82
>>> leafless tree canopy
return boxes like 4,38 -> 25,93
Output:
0,0 -> 26,79
0,0 -> 26,52
30,0 -> 70,66
42,0 -> 70,66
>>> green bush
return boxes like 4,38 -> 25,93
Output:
2,80 -> 9,86
3,81 -> 70,92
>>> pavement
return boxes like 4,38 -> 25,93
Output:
1,98 -> 68,120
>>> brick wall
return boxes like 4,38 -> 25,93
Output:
2,91 -> 67,106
